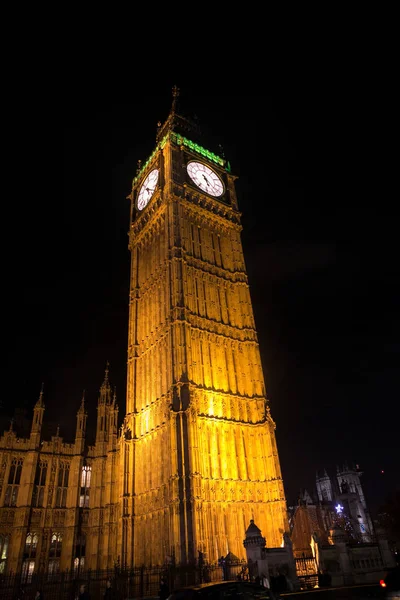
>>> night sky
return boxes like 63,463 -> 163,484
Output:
3,85 -> 399,515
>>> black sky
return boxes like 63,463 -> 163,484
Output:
3,84 -> 399,514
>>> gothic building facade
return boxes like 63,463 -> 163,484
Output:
0,91 -> 289,576
0,367 -> 120,577
290,463 -> 375,558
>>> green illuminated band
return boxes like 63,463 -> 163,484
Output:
132,132 -> 230,187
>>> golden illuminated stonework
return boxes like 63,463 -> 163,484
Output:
0,98 -> 289,577
123,106 -> 289,567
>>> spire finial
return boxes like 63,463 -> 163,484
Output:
104,361 -> 109,382
171,85 -> 180,114
56,424 -> 60,437
9,417 -> 14,431
36,382 -> 45,408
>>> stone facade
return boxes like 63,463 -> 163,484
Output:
123,104 -> 288,567
0,367 -> 120,577
0,96 -> 289,575
290,465 -> 396,585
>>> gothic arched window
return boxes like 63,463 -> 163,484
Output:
4,458 -> 23,507
56,462 -> 70,508
32,461 -> 48,507
80,465 -> 91,507
0,535 -> 9,573
74,532 -> 86,575
21,533 -> 38,583
48,532 -> 62,579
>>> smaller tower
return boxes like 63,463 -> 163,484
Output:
75,391 -> 88,453
30,383 -> 45,448
108,387 -> 119,451
316,468 -> 333,502
96,362 -> 113,449
336,462 -> 366,507
336,462 -> 373,540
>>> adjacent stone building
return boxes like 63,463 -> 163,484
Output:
0,366 -> 120,577
0,90 -> 290,577
289,465 -> 396,586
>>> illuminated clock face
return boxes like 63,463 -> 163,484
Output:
186,162 -> 224,197
137,168 -> 159,210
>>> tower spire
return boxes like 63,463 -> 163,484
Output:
156,86 -> 200,143
36,382 -> 45,408
79,389 -> 85,411
171,84 -> 180,115
104,361 -> 109,384
99,361 -> 112,405
75,390 -> 88,451
30,382 -> 45,446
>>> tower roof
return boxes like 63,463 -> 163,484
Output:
245,519 -> 262,537
77,390 -> 87,414
156,85 -> 201,143
300,488 -> 314,505
35,382 -> 45,409
98,362 -> 112,404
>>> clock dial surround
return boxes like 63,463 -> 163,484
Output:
137,168 -> 159,210
186,162 -> 224,197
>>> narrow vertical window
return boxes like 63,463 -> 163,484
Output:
5,458 -> 23,506
55,463 -> 69,508
21,533 -> 38,582
32,461 -> 47,507
74,532 -> 86,576
0,535 -> 9,573
48,533 -> 62,579
80,465 -> 91,508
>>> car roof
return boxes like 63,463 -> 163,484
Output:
171,582 -> 262,592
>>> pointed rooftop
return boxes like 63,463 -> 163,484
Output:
77,390 -> 86,414
300,488 -> 314,505
156,85 -> 201,143
35,382 -> 45,408
99,362 -> 112,404
245,519 -> 262,537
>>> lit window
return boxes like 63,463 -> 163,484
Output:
49,533 -> 63,558
48,532 -> 62,579
55,463 -> 70,508
0,535 -> 9,573
4,458 -> 23,507
22,533 -> 38,582
32,461 -> 47,507
74,530 -> 86,577
80,465 -> 91,508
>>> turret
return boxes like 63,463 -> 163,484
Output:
316,467 -> 333,502
30,383 -> 45,447
336,462 -> 366,507
108,387 -> 119,450
96,362 -> 113,446
75,391 -> 88,453
336,461 -> 372,540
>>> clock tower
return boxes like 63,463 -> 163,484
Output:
123,88 -> 288,567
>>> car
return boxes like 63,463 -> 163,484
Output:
168,581 -> 271,600
380,566 -> 400,600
